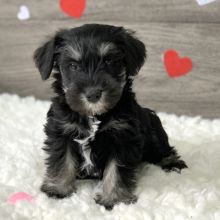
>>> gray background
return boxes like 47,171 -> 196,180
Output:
0,0 -> 220,118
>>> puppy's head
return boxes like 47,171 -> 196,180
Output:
34,24 -> 146,115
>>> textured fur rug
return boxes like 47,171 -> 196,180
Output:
0,94 -> 220,220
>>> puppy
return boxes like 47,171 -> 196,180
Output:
34,24 -> 187,210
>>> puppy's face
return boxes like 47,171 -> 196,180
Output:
34,24 -> 146,115
58,40 -> 126,115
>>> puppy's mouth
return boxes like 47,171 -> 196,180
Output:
65,84 -> 123,116
80,92 -> 109,116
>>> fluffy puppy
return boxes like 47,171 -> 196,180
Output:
34,24 -> 187,210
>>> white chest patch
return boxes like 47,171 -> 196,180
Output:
74,116 -> 101,174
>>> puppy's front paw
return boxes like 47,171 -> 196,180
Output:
162,159 -> 188,173
41,181 -> 76,199
94,192 -> 137,210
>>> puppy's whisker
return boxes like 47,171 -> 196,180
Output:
63,87 -> 68,93
79,93 -> 107,115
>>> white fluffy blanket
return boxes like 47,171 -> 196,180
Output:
0,94 -> 220,220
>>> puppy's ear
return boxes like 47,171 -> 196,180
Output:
122,30 -> 146,76
33,37 -> 56,80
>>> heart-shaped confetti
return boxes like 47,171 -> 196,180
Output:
59,0 -> 86,19
7,192 -> 33,204
17,5 -> 30,20
196,0 -> 216,6
163,50 -> 192,78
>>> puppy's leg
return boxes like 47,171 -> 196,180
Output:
95,159 -> 137,210
157,148 -> 187,173
93,118 -> 145,209
41,142 -> 78,199
144,110 -> 187,173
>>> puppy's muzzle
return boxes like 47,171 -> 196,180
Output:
85,88 -> 103,103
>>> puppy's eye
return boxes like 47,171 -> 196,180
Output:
68,62 -> 81,71
104,56 -> 123,66
104,59 -> 113,65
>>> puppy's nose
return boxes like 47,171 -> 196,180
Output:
85,88 -> 102,103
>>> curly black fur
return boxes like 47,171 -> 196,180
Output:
34,24 -> 187,210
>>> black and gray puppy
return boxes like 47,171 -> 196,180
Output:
34,24 -> 187,210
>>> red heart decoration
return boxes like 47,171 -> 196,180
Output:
59,0 -> 86,19
163,50 -> 192,78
